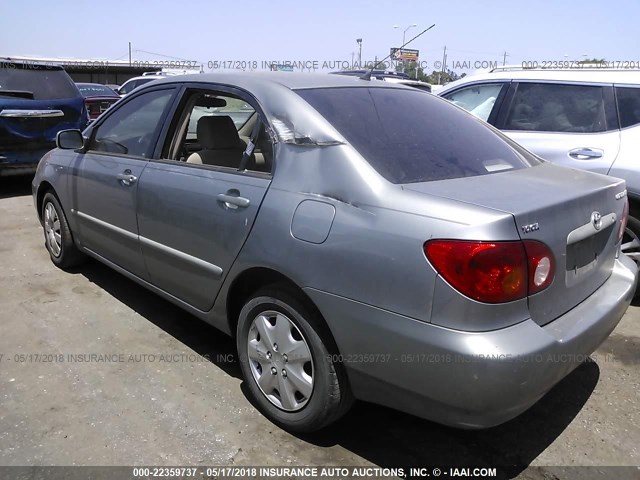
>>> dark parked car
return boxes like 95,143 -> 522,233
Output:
76,83 -> 119,122
330,69 -> 410,79
331,70 -> 432,92
33,72 -> 636,433
0,59 -> 88,176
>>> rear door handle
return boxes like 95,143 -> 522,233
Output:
569,148 -> 603,159
117,170 -> 137,186
217,193 -> 250,209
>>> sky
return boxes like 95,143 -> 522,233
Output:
1,0 -> 640,74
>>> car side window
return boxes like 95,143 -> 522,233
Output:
442,83 -> 503,121
164,89 -> 273,174
89,89 -> 174,157
119,80 -> 134,94
616,87 -> 640,129
504,83 -> 607,133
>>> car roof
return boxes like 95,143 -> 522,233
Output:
0,57 -> 64,70
122,75 -> 159,83
380,77 -> 431,86
330,70 -> 411,79
439,66 -> 640,93
76,82 -> 112,87
151,71 -> 406,91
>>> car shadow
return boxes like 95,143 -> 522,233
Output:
76,259 -> 599,478
76,259 -> 241,379
0,175 -> 33,199
293,358 -> 600,478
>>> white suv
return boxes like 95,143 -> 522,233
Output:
438,66 -> 640,261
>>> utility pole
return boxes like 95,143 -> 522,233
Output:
439,45 -> 447,84
128,42 -> 132,66
502,51 -> 509,66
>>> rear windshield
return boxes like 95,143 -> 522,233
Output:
77,83 -> 117,97
297,87 -> 538,183
0,65 -> 79,100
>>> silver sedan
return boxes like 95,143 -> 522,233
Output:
32,72 -> 637,432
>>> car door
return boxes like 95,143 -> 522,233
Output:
609,85 -> 640,196
135,85 -> 273,311
495,81 -> 621,174
70,86 -> 177,280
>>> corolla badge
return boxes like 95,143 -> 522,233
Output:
521,222 -> 539,234
592,211 -> 602,230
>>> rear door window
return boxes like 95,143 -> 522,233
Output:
297,87 -> 537,184
615,87 -> 640,128
442,83 -> 505,121
503,83 -> 607,133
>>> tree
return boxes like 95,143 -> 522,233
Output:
578,58 -> 606,64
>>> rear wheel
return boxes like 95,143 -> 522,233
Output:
41,192 -> 86,269
236,287 -> 353,432
621,214 -> 640,264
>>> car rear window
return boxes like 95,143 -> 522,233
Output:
0,64 -> 79,100
297,87 -> 536,184
77,83 -> 117,97
616,87 -> 640,129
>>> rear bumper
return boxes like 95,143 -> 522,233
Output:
0,149 -> 51,175
305,254 -> 637,429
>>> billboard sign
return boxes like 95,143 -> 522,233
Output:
390,48 -> 419,62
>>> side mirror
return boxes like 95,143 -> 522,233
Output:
57,129 -> 85,150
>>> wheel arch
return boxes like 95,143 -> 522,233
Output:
225,267 -> 341,354
36,181 -> 56,220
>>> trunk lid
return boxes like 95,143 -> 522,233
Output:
406,163 -> 626,326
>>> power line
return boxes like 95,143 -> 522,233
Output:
133,49 -> 194,62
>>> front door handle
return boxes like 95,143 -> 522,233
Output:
117,170 -> 137,186
569,148 -> 603,159
217,193 -> 250,209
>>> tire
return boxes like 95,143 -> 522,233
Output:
236,287 -> 353,432
622,214 -> 640,265
41,192 -> 86,270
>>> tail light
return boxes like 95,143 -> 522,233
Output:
617,198 -> 629,244
84,101 -> 96,120
523,240 -> 555,295
424,240 -> 555,303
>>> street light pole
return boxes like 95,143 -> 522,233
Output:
393,24 -> 417,73
356,38 -> 363,68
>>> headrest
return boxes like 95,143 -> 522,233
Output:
197,115 -> 241,150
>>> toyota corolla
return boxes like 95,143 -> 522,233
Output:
32,72 -> 637,432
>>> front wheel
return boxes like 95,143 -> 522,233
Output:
236,288 -> 353,432
41,192 -> 86,269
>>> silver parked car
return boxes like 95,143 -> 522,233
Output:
32,72 -> 637,432
437,66 -> 640,263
